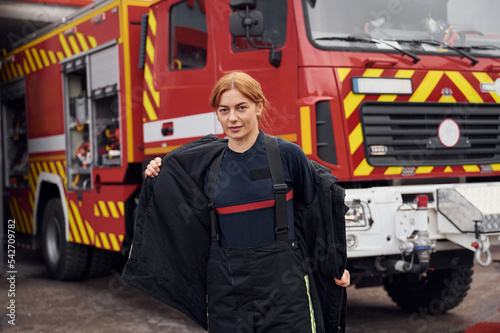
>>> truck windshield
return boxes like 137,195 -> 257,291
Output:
304,0 -> 500,57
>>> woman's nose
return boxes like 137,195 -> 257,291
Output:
228,109 -> 238,121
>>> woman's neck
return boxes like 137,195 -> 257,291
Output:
227,129 -> 260,153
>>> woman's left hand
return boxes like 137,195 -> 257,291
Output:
334,269 -> 350,287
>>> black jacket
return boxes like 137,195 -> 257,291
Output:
122,134 -> 347,332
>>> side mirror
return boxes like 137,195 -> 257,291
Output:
228,2 -> 281,68
229,10 -> 264,37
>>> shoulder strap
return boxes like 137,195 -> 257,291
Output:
207,148 -> 225,239
264,134 -> 288,240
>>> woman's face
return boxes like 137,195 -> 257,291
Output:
216,88 -> 262,148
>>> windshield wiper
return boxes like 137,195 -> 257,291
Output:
455,44 -> 500,51
315,35 -> 420,63
403,39 -> 478,66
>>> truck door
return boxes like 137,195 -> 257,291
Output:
143,0 -> 216,149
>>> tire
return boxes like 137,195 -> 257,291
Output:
383,259 -> 474,314
42,198 -> 89,281
84,248 -> 120,279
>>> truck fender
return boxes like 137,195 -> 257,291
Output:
33,172 -> 68,241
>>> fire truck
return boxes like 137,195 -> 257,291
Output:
2,0 -> 500,314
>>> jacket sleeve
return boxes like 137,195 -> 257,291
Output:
121,135 -> 226,331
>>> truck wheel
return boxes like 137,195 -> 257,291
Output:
42,198 -> 89,280
383,261 -> 473,314
84,248 -> 120,279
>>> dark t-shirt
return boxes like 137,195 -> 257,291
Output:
204,131 -> 315,248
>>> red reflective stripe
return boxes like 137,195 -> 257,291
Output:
216,190 -> 293,215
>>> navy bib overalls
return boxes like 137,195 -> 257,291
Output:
206,136 -> 317,333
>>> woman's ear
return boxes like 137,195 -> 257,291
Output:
257,103 -> 263,119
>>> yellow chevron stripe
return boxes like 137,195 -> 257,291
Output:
473,72 -> 500,103
71,200 -> 91,244
98,201 -> 110,217
9,201 -> 21,233
39,49 -> 50,67
30,163 -> 39,184
143,91 -> 158,121
144,64 -> 160,107
109,233 -> 121,251
88,36 -> 97,48
94,203 -> 101,217
70,200 -> 90,244
149,9 -> 157,36
146,36 -> 154,64
444,166 -> 453,173
415,166 -> 433,174
49,162 -> 58,175
56,51 -> 65,61
16,64 -> 23,76
85,220 -> 95,244
349,123 -> 363,155
463,165 -> 480,172
95,235 -> 102,248
107,201 -> 120,218
353,158 -> 374,176
117,201 -> 124,216
119,234 -> 124,243
9,62 -> 18,78
68,35 -> 81,54
76,33 -> 89,51
42,162 -> 50,173
67,202 -> 82,243
446,71 -> 483,103
12,198 -> 26,233
4,64 -> 13,80
99,232 -> 111,250
410,71 -> 444,102
337,68 -> 351,83
1,68 -> 7,81
56,161 -> 66,179
22,210 -> 32,234
29,172 -> 36,196
48,50 -> 57,64
439,95 -> 456,103
384,167 -> 402,175
23,59 -> 31,74
25,49 -> 37,71
29,193 -> 34,210
491,164 -> 500,171
344,91 -> 364,119
59,33 -> 73,58
31,48 -> 43,69
364,68 -> 384,77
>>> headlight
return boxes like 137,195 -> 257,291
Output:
345,200 -> 372,230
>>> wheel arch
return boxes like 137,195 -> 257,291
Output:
34,172 -> 68,241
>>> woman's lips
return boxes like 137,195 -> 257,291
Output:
229,126 -> 242,132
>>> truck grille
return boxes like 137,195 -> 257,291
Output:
360,102 -> 500,166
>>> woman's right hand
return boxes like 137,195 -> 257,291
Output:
144,157 -> 162,178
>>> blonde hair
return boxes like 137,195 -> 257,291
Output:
209,71 -> 269,122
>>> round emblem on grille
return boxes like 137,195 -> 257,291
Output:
438,118 -> 460,147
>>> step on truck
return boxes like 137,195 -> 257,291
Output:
1,0 -> 500,315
